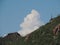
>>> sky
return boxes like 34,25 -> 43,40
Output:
0,0 -> 60,36
18,9 -> 44,36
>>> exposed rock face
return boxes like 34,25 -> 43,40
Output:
53,24 -> 60,35
24,34 -> 31,42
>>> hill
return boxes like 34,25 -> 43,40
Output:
0,15 -> 60,45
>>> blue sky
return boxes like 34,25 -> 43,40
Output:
0,0 -> 60,36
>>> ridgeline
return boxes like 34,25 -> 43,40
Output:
0,15 -> 60,45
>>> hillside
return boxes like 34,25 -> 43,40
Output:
25,15 -> 60,45
0,15 -> 60,45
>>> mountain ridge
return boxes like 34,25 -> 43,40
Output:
0,15 -> 60,45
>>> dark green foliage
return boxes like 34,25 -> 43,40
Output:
0,15 -> 60,45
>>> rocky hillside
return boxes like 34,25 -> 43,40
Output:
0,15 -> 60,45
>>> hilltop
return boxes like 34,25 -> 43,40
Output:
0,15 -> 60,45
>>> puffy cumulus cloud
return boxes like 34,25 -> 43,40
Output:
18,9 -> 44,37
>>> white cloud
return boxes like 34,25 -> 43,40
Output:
3,34 -> 7,37
18,9 -> 44,37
